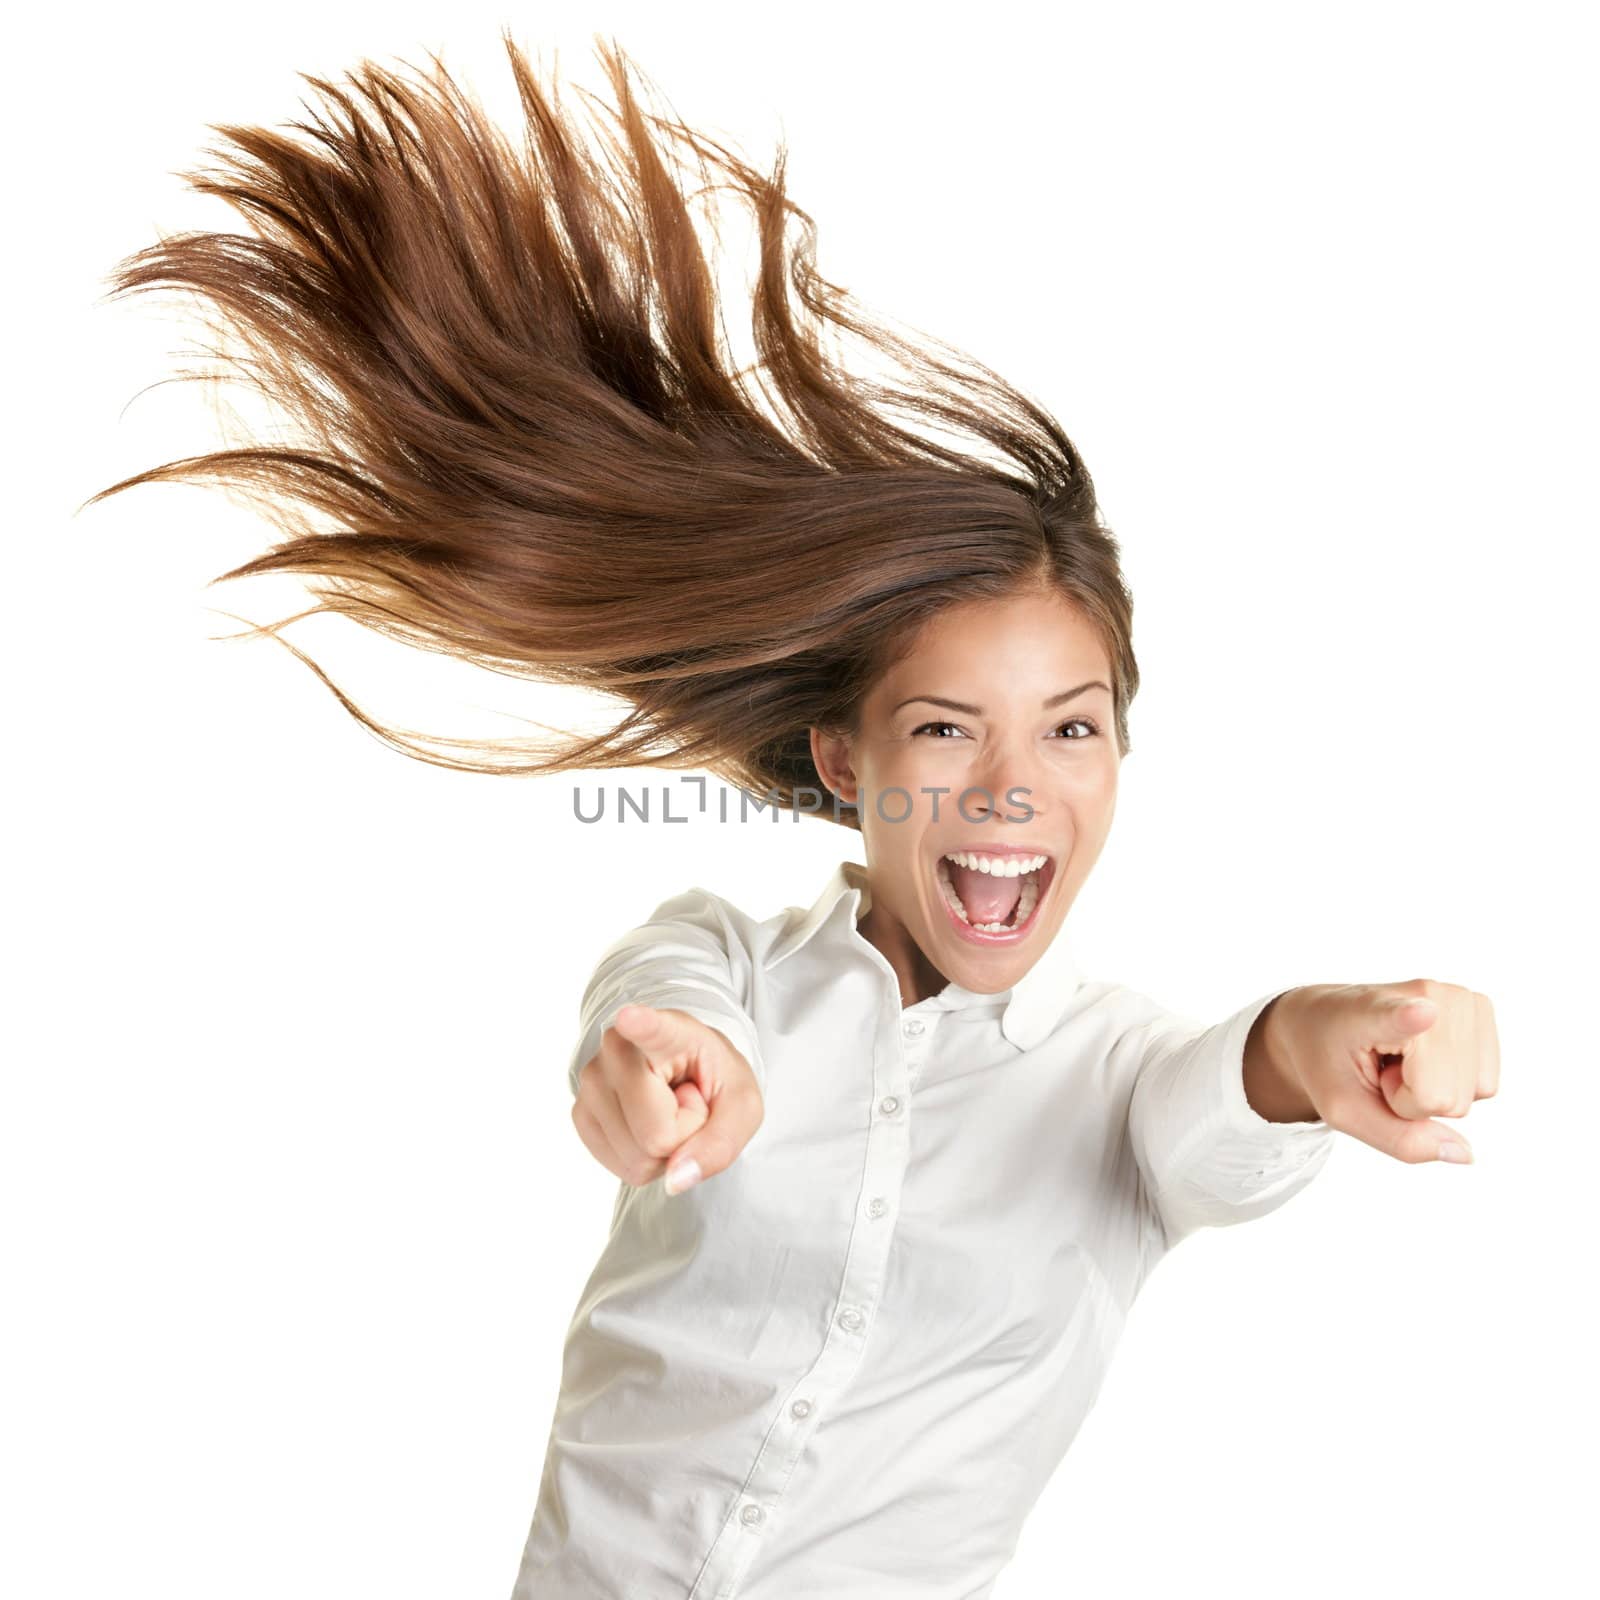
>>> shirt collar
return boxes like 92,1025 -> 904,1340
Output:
768,858 -> 1081,1052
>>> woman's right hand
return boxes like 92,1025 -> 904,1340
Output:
571,1003 -> 765,1196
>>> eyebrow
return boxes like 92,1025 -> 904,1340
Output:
892,681 -> 1113,716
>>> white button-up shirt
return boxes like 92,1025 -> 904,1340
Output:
511,858 -> 1336,1600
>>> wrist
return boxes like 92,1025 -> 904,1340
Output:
1243,989 -> 1320,1123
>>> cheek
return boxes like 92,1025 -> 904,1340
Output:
1083,758 -> 1119,813
859,744 -> 957,820
1052,768 -> 1119,891
874,740 -> 938,784
1034,751 -> 1119,813
1040,767 -> 1119,865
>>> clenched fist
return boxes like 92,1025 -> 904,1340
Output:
571,1003 -> 765,1195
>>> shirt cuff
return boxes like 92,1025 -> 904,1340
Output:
1129,989 -> 1338,1250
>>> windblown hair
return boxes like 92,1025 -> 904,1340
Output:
83,29 -> 1140,831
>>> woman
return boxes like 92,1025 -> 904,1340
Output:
84,31 -> 1498,1598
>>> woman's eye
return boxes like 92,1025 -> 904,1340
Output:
911,718 -> 1101,740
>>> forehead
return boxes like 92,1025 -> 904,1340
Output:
869,591 -> 1111,703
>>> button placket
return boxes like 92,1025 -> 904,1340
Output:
686,1006 -> 929,1600
900,1008 -> 936,1089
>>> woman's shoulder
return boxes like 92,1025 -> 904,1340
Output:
637,860 -> 861,974
625,880 -> 791,975
1032,974 -> 1207,1064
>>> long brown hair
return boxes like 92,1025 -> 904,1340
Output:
81,29 -> 1140,831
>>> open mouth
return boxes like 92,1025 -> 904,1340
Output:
933,849 -> 1057,942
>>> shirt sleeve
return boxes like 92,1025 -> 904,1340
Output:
1126,988 -> 1337,1251
566,887 -> 765,1098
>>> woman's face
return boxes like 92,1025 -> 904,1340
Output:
812,587 -> 1121,1003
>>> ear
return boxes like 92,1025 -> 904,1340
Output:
810,725 -> 860,804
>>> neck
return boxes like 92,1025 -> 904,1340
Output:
856,904 -> 949,1009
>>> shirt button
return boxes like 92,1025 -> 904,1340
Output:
740,1502 -> 765,1526
902,1018 -> 925,1037
837,1307 -> 865,1333
790,1398 -> 812,1419
867,1196 -> 888,1218
878,1094 -> 901,1116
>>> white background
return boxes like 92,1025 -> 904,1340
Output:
9,2 -> 1595,1595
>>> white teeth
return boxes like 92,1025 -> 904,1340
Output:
934,855 -> 1045,932
941,850 -> 1049,877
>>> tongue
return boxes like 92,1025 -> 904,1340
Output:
949,863 -> 1023,927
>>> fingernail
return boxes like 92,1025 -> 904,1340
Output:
1437,1141 -> 1473,1163
664,1156 -> 702,1195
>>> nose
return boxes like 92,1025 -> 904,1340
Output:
967,732 -> 1049,823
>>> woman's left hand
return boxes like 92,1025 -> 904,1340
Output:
1256,981 -> 1499,1163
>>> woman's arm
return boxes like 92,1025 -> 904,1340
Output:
1124,992 -> 1338,1253
1125,978 -> 1495,1252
